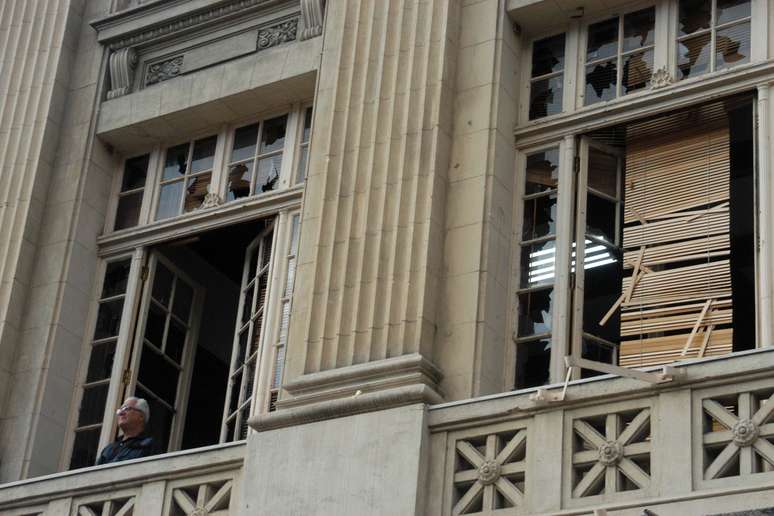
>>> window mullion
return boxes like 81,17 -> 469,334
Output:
710,0 -> 717,72
616,15 -> 624,99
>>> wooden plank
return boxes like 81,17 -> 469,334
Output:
681,299 -> 714,355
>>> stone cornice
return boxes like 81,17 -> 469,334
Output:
92,0 -> 289,50
249,384 -> 442,432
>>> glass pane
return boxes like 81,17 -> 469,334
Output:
172,281 -> 193,322
239,406 -> 250,439
622,50 -> 653,94
137,386 -> 173,451
716,22 -> 750,69
585,59 -> 617,105
166,319 -> 186,364
586,195 -> 618,243
243,362 -> 255,404
121,154 -> 149,191
588,148 -> 618,197
525,149 -> 559,195
144,301 -> 166,348
522,193 -> 557,241
231,124 -> 259,163
302,107 -> 313,142
678,33 -> 711,79
517,288 -> 554,337
251,313 -> 263,356
273,344 -> 286,389
183,172 -> 211,213
256,155 -> 282,193
86,341 -> 116,382
285,257 -> 296,297
515,339 -> 551,389
94,299 -> 125,340
102,259 -> 131,298
237,329 -> 249,365
242,285 -> 254,324
162,143 -> 189,181
156,180 -> 184,220
531,33 -> 565,77
69,428 -> 101,469
587,17 -> 618,62
227,162 -> 253,201
520,239 -> 556,288
78,384 -> 108,426
296,145 -> 308,184
260,115 -> 288,154
191,135 -> 217,173
678,0 -> 711,35
152,264 -> 174,306
138,346 -> 180,405
717,0 -> 750,25
529,75 -> 563,120
582,244 -> 622,339
114,192 -> 143,231
623,8 -> 655,52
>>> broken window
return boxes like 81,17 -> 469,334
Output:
584,7 -> 655,105
226,115 -> 288,200
529,34 -> 566,120
513,97 -> 756,388
677,0 -> 750,79
68,212 -> 301,468
114,155 -> 150,230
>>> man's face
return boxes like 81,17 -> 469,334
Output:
116,399 -> 145,433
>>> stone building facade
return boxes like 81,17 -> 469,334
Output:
1,0 -> 774,514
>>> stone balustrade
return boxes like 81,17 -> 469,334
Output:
0,442 -> 244,516
425,348 -> 774,516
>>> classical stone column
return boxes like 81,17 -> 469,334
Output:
267,0 -> 457,420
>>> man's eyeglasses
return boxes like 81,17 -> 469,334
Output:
116,405 -> 142,415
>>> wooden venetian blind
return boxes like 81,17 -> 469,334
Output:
617,112 -> 733,367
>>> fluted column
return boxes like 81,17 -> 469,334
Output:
284,0 -> 455,400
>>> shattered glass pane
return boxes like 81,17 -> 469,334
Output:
522,193 -> 557,241
515,339 -> 551,389
121,154 -> 149,192
678,33 -> 711,79
623,8 -> 655,52
162,143 -> 189,181
191,135 -> 217,174
227,162 -> 253,201
183,172 -> 211,213
520,239 -> 556,288
261,115 -> 288,154
525,149 -> 559,194
231,124 -> 259,163
587,17 -> 618,62
256,155 -> 283,192
585,59 -> 617,105
679,0 -> 711,36
531,33 -> 565,77
622,50 -> 653,94
529,75 -> 563,120
715,22 -> 750,69
517,288 -> 554,337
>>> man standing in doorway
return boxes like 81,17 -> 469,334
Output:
96,397 -> 157,465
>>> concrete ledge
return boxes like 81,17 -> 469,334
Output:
249,383 -> 443,432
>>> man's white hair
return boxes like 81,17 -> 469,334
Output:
126,396 -> 150,423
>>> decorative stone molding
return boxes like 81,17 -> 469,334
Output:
144,55 -> 184,86
571,408 -> 651,498
106,47 -> 138,99
76,496 -> 135,516
200,192 -> 222,210
701,389 -> 774,480
257,19 -> 298,51
300,0 -> 325,40
249,383 -> 442,431
452,426 -> 528,514
650,66 -> 673,89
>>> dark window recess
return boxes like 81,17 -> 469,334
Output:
515,339 -> 551,389
529,34 -> 565,120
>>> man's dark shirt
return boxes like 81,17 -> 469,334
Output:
96,433 -> 156,465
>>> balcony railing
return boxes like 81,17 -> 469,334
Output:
0,442 -> 244,516
426,348 -> 774,516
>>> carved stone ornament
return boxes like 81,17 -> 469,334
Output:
257,19 -> 298,51
477,460 -> 501,485
300,0 -> 325,40
145,55 -> 184,86
598,440 -> 624,466
650,66 -> 673,90
107,47 -> 138,99
732,418 -> 759,447
200,192 -> 222,209
190,507 -> 209,516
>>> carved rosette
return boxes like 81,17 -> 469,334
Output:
107,47 -> 138,99
598,440 -> 624,466
477,460 -> 501,485
453,429 -> 527,514
257,19 -> 298,51
732,418 -> 759,446
145,55 -> 184,86
650,66 -> 673,89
